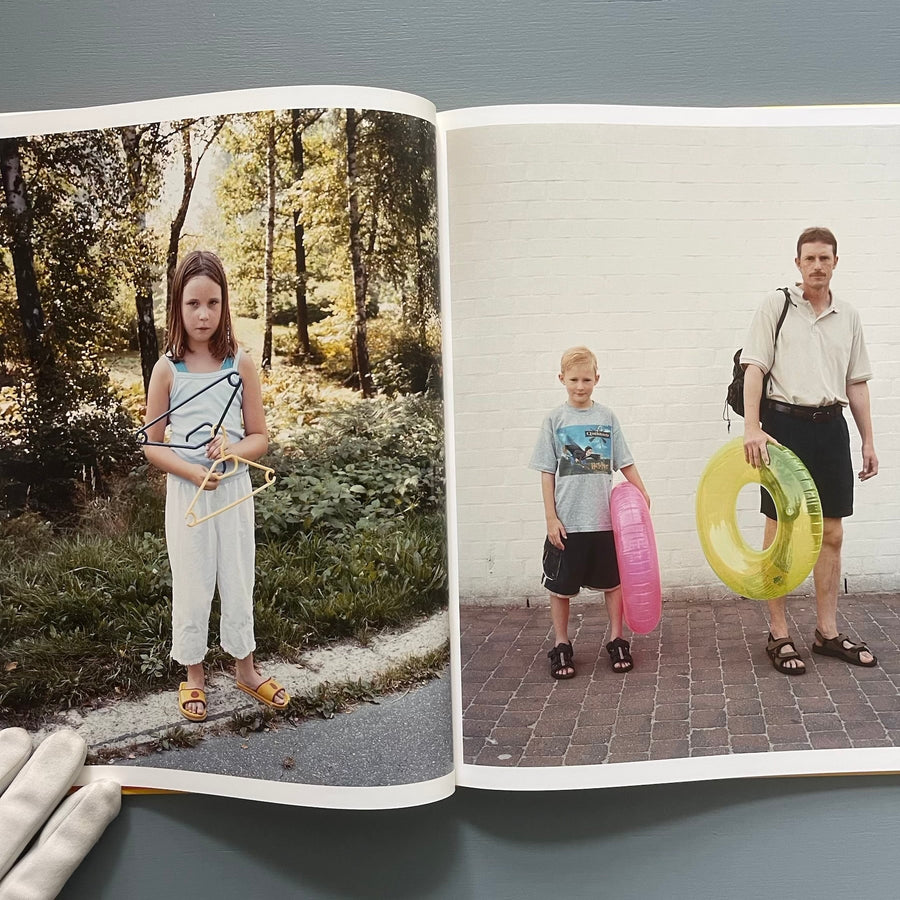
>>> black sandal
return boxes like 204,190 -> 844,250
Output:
812,629 -> 877,667
548,642 -> 575,679
766,633 -> 806,675
606,637 -> 633,674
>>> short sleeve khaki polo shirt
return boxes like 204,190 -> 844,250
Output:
740,284 -> 872,407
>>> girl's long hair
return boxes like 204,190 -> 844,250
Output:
166,250 -> 238,362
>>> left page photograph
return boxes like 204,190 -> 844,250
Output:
0,86 -> 454,809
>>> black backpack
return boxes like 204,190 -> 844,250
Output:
724,287 -> 791,428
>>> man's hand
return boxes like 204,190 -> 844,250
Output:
0,728 -> 120,898
546,517 -> 567,550
744,425 -> 777,468
859,443 -> 879,481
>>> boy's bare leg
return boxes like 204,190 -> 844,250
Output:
550,593 -> 574,676
605,586 -> 624,642
234,652 -> 287,706
183,662 -> 206,716
764,516 -> 805,672
604,586 -> 632,671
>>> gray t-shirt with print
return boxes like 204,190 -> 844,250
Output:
529,401 -> 634,532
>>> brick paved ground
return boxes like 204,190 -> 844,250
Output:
460,593 -> 900,767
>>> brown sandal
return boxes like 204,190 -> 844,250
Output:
812,629 -> 877,667
765,633 -> 806,675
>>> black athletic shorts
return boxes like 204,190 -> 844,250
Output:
541,530 -> 620,597
759,405 -> 853,519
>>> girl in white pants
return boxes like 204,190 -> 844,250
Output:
143,250 -> 289,722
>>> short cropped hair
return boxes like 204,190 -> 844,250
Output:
560,346 -> 598,375
796,227 -> 837,259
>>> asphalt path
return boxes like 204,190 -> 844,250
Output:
118,670 -> 453,787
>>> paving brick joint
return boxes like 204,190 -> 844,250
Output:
460,593 -> 900,767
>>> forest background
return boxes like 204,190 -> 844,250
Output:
0,106 -> 447,733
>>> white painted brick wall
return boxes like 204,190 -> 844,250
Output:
445,121 -> 900,605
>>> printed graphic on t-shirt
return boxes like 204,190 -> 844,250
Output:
557,425 -> 611,476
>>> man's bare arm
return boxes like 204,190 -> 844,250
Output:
847,380 -> 878,480
742,364 -> 776,467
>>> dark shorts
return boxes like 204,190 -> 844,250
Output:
541,530 -> 620,597
760,405 -> 853,519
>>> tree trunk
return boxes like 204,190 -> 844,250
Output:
166,126 -> 194,316
290,109 -> 311,358
344,109 -> 374,397
120,126 -> 158,394
261,115 -> 276,370
166,118 -> 225,314
0,138 -> 49,371
415,226 -> 427,345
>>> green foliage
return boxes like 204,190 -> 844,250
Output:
229,706 -> 278,736
259,364 -> 356,443
0,359 -> 141,516
369,315 -> 442,396
104,292 -> 141,352
0,132 -> 144,515
152,726 -> 204,751
255,394 -> 444,538
213,107 -> 439,392
215,111 -> 299,321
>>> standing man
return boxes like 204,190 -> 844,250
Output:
741,226 -> 878,675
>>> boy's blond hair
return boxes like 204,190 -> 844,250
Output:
559,346 -> 598,375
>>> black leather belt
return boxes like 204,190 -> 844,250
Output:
767,400 -> 843,422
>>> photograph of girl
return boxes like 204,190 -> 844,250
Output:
0,92 -> 452,803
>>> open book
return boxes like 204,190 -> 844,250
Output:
1,86 -> 898,810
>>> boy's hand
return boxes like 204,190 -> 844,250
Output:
640,489 -> 651,510
546,517 -> 567,550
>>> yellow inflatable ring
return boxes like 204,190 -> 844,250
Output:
696,437 -> 823,600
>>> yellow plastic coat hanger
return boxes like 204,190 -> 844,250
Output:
184,428 -> 276,527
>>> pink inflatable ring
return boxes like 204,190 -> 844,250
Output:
610,482 -> 661,634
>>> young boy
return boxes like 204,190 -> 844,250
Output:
529,347 -> 650,679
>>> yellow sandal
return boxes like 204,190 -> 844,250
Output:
235,677 -> 290,709
178,682 -> 208,722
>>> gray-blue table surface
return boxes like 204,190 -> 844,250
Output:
3,2 -> 900,896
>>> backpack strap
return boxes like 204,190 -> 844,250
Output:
774,287 -> 791,342
762,287 -> 793,402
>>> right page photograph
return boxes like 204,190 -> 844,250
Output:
443,106 -> 900,788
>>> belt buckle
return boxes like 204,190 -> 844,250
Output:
811,408 -> 828,422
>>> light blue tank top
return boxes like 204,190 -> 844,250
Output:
165,349 -> 246,469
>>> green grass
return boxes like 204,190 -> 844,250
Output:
0,510 -> 446,723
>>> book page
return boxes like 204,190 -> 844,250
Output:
0,86 -> 454,810
441,105 -> 900,790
